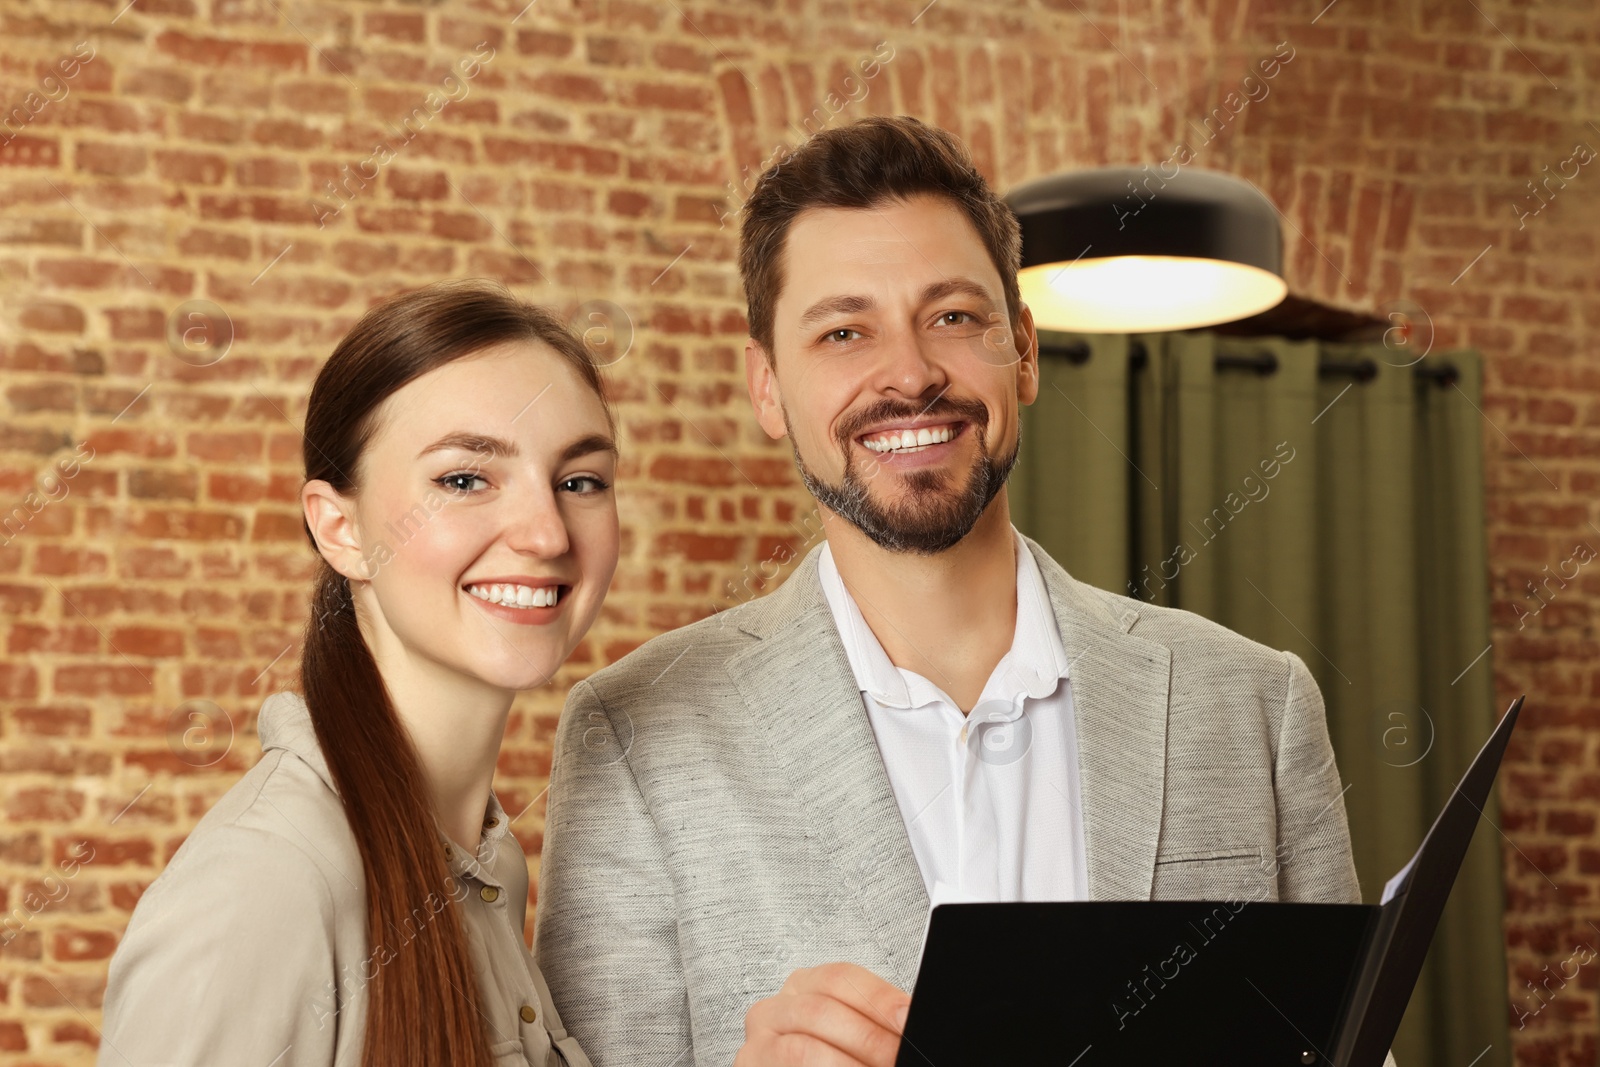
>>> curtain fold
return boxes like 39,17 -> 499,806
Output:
1012,329 -> 1508,1067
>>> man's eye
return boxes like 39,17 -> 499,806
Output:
436,472 -> 487,494
825,328 -> 861,343
940,311 -> 976,325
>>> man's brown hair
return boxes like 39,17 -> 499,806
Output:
736,115 -> 1023,361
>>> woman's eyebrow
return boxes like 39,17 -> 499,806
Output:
557,433 -> 619,463
416,432 -> 517,460
415,431 -> 617,464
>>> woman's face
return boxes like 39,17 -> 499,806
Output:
324,340 -> 619,693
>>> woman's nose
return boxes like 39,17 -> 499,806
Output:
506,489 -> 570,558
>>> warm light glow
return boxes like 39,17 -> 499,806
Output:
1018,255 -> 1289,333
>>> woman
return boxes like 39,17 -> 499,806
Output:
99,279 -> 618,1067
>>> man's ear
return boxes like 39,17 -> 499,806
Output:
745,339 -> 789,440
1015,302 -> 1040,407
303,480 -> 372,582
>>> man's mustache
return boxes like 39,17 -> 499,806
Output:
835,396 -> 990,448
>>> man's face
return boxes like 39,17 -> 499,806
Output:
747,193 -> 1039,554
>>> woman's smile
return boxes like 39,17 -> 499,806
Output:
462,579 -> 573,625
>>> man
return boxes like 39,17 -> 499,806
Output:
534,115 -> 1365,1067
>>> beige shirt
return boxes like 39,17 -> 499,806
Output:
99,690 -> 590,1067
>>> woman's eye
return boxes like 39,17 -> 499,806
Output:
436,472 -> 487,494
560,475 -> 611,495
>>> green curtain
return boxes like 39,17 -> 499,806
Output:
1012,329 -> 1508,1067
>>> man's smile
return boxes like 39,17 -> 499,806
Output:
856,419 -> 968,456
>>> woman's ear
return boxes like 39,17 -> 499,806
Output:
302,480 -> 373,581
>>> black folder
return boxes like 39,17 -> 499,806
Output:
894,695 -> 1525,1067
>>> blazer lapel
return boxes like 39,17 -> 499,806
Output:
725,546 -> 931,989
1022,534 -> 1172,901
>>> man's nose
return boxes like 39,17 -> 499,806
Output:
871,327 -> 948,398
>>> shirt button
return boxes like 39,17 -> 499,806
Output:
479,885 -> 500,903
520,1004 -> 538,1023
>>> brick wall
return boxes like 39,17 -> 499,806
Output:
0,0 -> 1590,1062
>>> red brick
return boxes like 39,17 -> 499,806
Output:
482,137 -> 621,175
185,432 -> 263,463
50,1020 -> 97,1047
53,666 -> 152,698
122,67 -> 194,103
530,72 -> 610,103
10,704 -> 92,736
0,135 -> 61,168
51,928 -> 118,961
17,303 -> 85,333
35,258 -> 121,289
365,11 -> 425,41
74,142 -> 147,177
438,19 -> 504,51
54,836 -> 153,868
653,532 -> 741,562
232,156 -> 301,188
598,194 -> 647,223
249,117 -> 323,150
0,664 -> 39,701
515,29 -> 573,56
155,31 -> 307,71
22,973 -> 102,1009
7,786 -> 85,822
103,307 -> 165,341
387,168 -> 449,201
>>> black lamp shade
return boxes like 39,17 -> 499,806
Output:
1005,165 -> 1288,333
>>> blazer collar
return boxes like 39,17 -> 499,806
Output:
727,530 -> 1170,931
726,546 -> 931,989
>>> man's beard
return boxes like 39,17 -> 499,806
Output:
785,397 -> 1021,556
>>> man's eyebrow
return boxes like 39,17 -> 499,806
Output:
416,431 -> 618,463
795,279 -> 999,334
796,294 -> 876,333
918,277 -> 999,309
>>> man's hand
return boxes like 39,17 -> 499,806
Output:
734,962 -> 911,1067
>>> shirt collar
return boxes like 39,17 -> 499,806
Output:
816,525 -> 1071,714
258,689 -> 511,887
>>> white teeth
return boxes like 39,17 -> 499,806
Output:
862,424 -> 956,453
466,583 -> 561,608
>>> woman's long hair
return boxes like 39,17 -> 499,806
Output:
297,278 -> 613,1066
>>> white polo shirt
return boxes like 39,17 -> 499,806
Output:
816,526 -> 1089,905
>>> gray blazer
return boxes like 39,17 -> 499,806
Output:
534,533 -> 1362,1067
